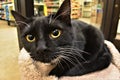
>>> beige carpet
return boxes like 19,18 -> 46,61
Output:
0,20 -> 20,80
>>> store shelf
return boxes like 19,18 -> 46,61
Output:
71,0 -> 80,19
44,0 -> 60,15
0,2 -> 13,5
0,0 -> 15,25
34,2 -> 44,6
34,1 -> 48,16
47,5 -> 59,8
33,0 -> 81,19
82,1 -> 93,18
45,1 -> 59,4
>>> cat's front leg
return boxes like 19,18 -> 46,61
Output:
19,48 -> 58,80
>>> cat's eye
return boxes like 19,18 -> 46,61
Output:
26,34 -> 35,42
50,29 -> 61,39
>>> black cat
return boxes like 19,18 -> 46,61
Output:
11,0 -> 112,77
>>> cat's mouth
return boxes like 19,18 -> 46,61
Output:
30,51 -> 61,65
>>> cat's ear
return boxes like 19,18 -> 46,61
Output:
54,0 -> 71,25
11,10 -> 29,31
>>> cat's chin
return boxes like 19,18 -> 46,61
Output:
35,56 -> 61,75
35,61 -> 57,76
50,55 -> 63,65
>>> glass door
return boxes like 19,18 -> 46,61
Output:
79,0 -> 103,29
107,0 -> 120,51
116,14 -> 120,40
114,13 -> 120,51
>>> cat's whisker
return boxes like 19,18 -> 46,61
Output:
60,50 -> 86,70
16,21 -> 30,28
73,41 -> 85,43
61,50 -> 86,63
57,47 -> 88,62
65,51 -> 84,62
49,14 -> 53,24
57,57 -> 64,70
60,55 -> 71,69
61,51 -> 80,60
52,54 -> 65,70
60,55 -> 76,67
69,47 -> 89,54
64,52 -> 85,69
71,50 -> 87,61
59,47 -> 90,55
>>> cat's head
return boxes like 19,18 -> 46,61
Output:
11,0 -> 75,63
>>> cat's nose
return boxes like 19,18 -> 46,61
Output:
36,40 -> 48,53
37,45 -> 47,53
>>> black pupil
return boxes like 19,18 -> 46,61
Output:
28,35 -> 34,40
53,29 -> 59,36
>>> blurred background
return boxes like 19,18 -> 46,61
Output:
0,0 -> 120,80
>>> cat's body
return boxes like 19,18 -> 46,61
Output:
11,0 -> 112,78
49,19 -> 112,77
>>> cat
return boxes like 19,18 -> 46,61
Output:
11,0 -> 112,77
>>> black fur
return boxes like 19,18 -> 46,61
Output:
11,0 -> 112,77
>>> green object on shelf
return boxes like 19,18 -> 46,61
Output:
34,0 -> 43,3
97,4 -> 102,9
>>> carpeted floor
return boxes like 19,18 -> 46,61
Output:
0,20 -> 20,80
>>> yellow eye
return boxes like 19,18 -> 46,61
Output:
50,29 -> 61,39
26,34 -> 35,42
